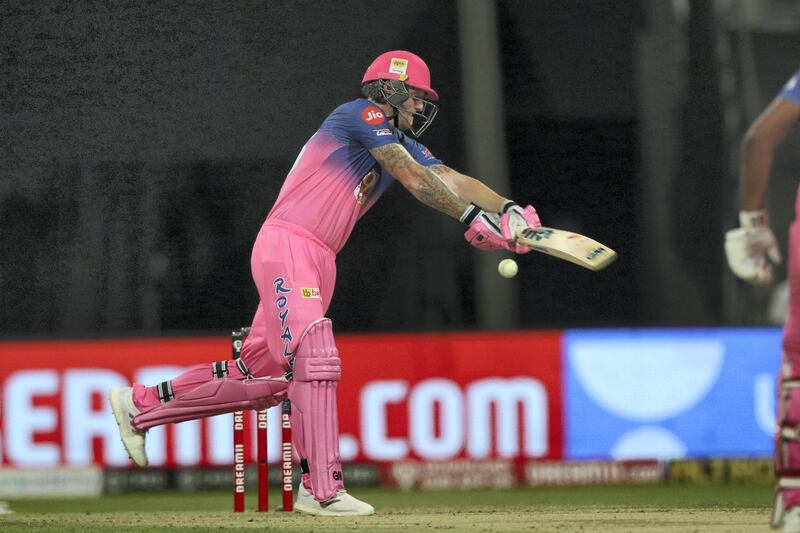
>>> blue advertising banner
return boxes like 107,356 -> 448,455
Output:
564,328 -> 781,460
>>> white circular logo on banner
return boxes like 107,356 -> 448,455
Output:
610,426 -> 688,460
570,338 -> 724,421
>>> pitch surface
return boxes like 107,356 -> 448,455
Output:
0,484 -> 772,532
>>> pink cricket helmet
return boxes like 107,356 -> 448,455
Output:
361,50 -> 439,101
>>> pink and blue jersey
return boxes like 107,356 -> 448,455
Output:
266,98 -> 441,253
781,68 -> 800,105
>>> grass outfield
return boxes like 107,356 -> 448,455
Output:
0,484 -> 774,532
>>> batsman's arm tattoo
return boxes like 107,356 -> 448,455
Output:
429,164 -> 507,213
417,165 -> 468,219
370,143 -> 468,219
428,163 -> 453,177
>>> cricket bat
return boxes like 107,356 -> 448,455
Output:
515,227 -> 617,271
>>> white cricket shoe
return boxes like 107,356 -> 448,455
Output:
294,483 -> 375,516
786,507 -> 800,533
109,387 -> 148,467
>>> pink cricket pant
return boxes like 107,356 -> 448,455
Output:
133,220 -> 336,412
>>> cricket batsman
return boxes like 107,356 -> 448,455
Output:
110,50 -> 540,516
725,66 -> 800,532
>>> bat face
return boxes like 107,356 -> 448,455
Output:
516,227 -> 617,271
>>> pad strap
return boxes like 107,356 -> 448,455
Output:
156,380 -> 174,403
211,360 -> 229,378
210,358 -> 251,379
235,358 -> 251,377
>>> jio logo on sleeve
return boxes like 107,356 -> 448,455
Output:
361,106 -> 385,125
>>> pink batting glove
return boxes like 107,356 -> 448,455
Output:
499,201 -> 542,254
461,203 -> 507,251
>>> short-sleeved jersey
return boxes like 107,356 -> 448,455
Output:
780,68 -> 800,105
266,98 -> 441,253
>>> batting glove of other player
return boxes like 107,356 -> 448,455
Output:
500,201 -> 542,254
724,210 -> 782,286
461,203 -> 506,251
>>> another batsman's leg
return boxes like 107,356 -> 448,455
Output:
775,189 -> 800,533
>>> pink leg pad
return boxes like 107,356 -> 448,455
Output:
131,377 -> 288,431
132,358 -> 254,412
289,318 -> 343,502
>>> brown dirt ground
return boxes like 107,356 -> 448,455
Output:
0,506 -> 770,532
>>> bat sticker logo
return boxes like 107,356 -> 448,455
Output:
586,247 -> 607,260
522,228 -> 554,241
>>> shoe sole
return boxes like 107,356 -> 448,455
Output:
293,501 -> 374,517
108,389 -> 148,468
